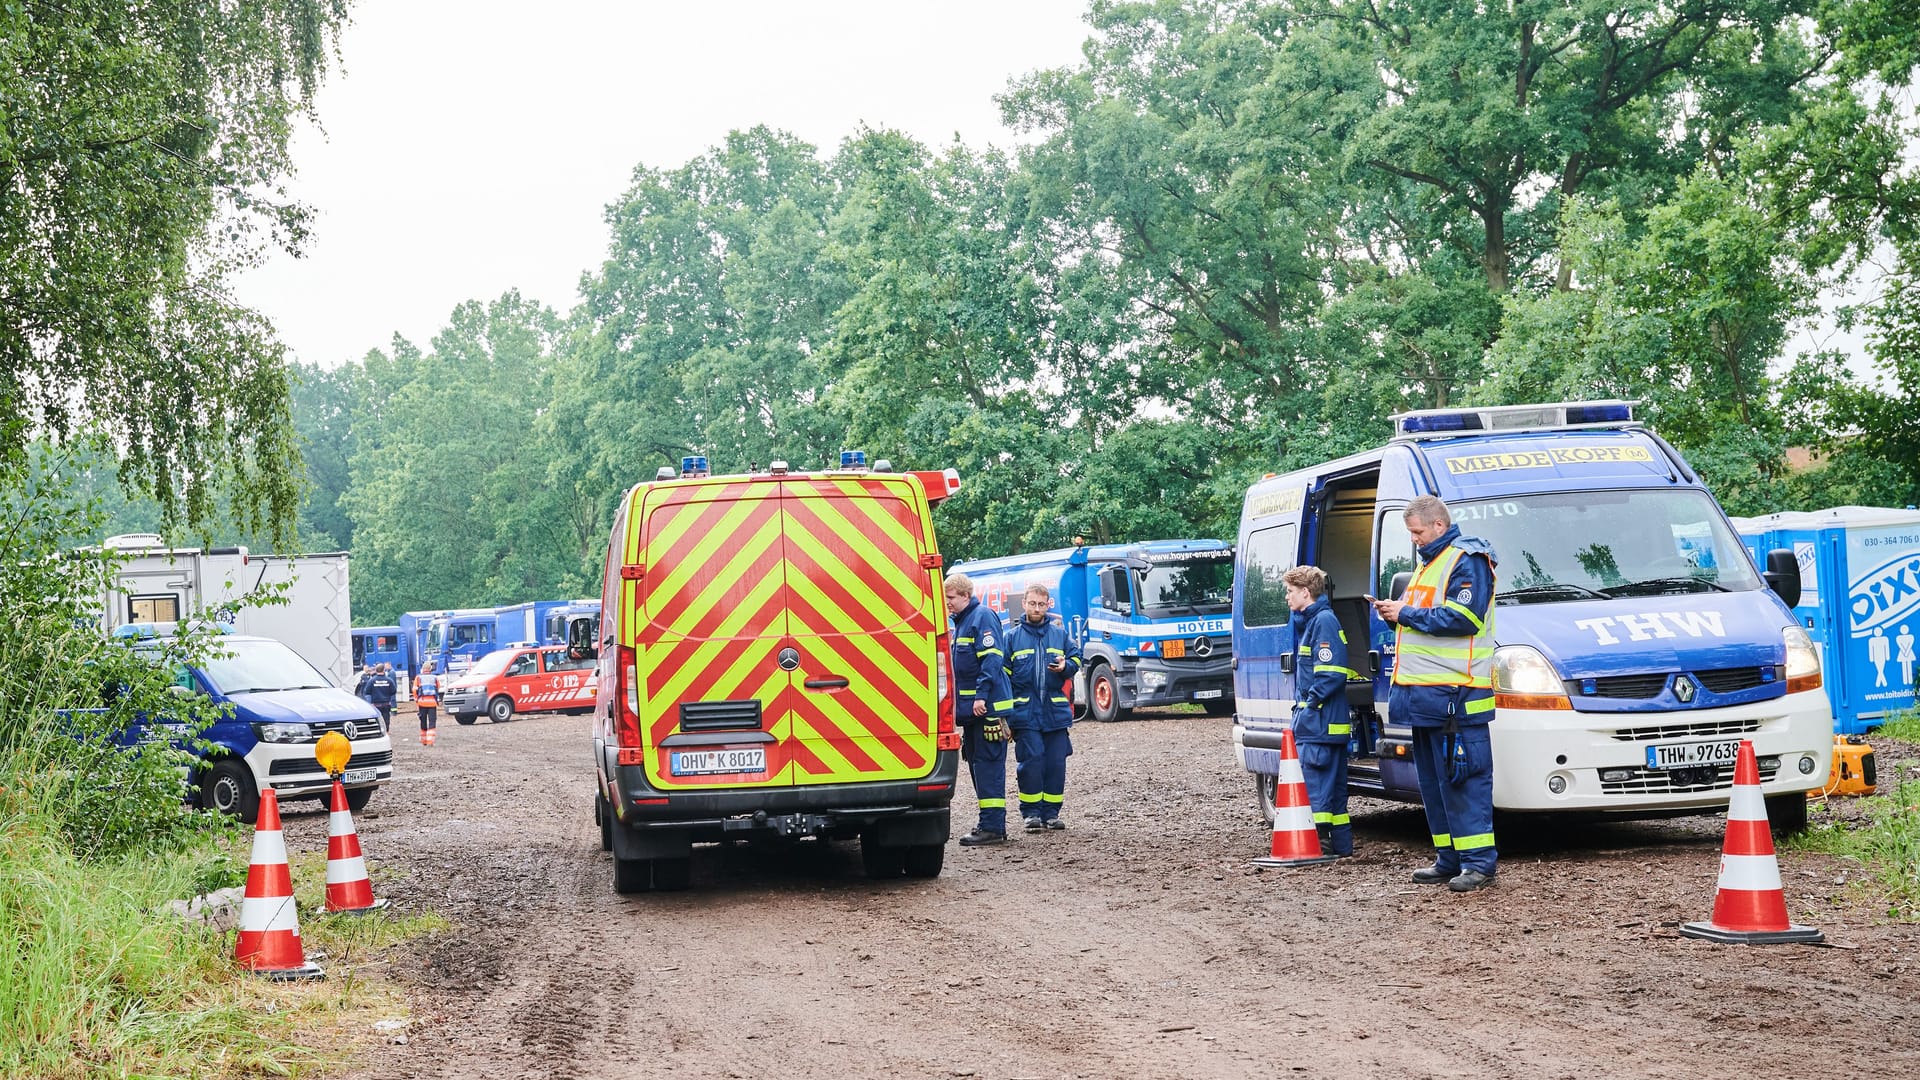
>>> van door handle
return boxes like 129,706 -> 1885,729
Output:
803,677 -> 850,690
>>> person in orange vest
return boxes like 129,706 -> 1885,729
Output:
1371,494 -> 1499,892
413,660 -> 441,747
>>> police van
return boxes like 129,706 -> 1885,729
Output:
586,453 -> 963,893
1231,401 -> 1832,832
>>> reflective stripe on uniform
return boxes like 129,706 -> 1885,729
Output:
979,798 -> 1006,809
1432,833 -> 1451,848
1454,832 -> 1496,851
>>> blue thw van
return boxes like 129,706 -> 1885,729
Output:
1231,401 -> 1832,831
351,625 -> 408,676
115,623 -> 394,823
952,540 -> 1234,721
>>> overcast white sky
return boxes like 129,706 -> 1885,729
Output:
234,2 -> 1095,369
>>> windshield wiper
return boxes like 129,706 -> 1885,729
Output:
1610,576 -> 1730,595
1497,583 -> 1612,604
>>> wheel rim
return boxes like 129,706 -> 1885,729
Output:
212,775 -> 239,812
1094,677 -> 1113,711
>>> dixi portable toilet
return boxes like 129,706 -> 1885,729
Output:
1730,506 -> 1920,733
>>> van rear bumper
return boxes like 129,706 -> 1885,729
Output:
609,750 -> 959,855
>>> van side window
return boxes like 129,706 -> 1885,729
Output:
1377,510 -> 1415,598
507,653 -> 537,677
1242,524 -> 1297,628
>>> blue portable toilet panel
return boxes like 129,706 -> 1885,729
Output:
1731,506 -> 1920,732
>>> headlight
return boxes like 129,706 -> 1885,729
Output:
1493,645 -> 1570,710
1140,670 -> 1168,689
1783,624 -> 1822,692
255,722 -> 314,743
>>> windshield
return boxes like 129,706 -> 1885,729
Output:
1137,558 -> 1234,615
425,622 -> 444,650
1436,489 -> 1761,604
464,649 -> 515,678
197,639 -> 334,694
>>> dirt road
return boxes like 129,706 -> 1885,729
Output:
290,709 -> 1920,1080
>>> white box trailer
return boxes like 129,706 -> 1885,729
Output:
97,534 -> 355,688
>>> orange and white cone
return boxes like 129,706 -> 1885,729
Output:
1680,739 -> 1822,945
233,789 -> 325,979
324,779 -> 388,915
1252,728 -> 1338,867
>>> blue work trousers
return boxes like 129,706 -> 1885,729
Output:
1014,727 -> 1072,823
962,724 -> 1009,833
1411,725 -> 1497,876
1298,742 -> 1352,856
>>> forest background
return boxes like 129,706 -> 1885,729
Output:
26,0 -> 1920,626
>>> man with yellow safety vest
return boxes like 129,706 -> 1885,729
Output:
1371,495 -> 1499,892
1283,565 -> 1356,857
946,572 -> 1015,846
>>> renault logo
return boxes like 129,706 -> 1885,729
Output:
1191,636 -> 1213,658
1672,675 -> 1696,704
343,720 -> 359,740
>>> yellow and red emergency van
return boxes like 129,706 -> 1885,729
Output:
587,453 -> 963,893
439,643 -> 597,725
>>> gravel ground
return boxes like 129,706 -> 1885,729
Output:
275,705 -> 1920,1080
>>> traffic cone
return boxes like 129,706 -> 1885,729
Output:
1252,728 -> 1338,867
1680,739 -> 1822,945
233,789 -> 324,979
324,779 -> 388,915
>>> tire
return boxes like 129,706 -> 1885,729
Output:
652,857 -> 692,891
1201,696 -> 1235,718
454,712 -> 478,726
597,794 -> 613,852
200,759 -> 259,824
488,695 -> 514,724
1087,663 -> 1121,723
860,835 -> 907,879
614,855 -> 652,894
1254,772 -> 1278,828
345,786 -> 374,813
903,843 -> 945,879
1765,792 -> 1810,835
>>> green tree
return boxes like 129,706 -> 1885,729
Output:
1,0 -> 351,541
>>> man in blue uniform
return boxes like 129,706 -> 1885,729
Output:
1004,583 -> 1082,831
945,573 -> 1015,846
1372,495 -> 1499,892
1283,565 -> 1357,857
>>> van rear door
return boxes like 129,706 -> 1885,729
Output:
633,480 -> 793,790
779,476 -> 940,785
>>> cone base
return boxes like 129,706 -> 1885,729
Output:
1679,920 -> 1823,945
323,897 -> 390,916
1251,854 -> 1340,868
250,961 -> 326,981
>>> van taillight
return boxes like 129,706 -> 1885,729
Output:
616,644 -> 642,747
935,633 -> 956,740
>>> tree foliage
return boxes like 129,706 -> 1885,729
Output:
0,0 -> 349,541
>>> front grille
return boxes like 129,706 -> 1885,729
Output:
309,718 -> 384,737
1609,718 -> 1764,742
679,699 -> 763,731
1697,667 -> 1771,693
268,750 -> 393,776
1578,667 -> 1776,701
1597,756 -> 1780,795
1580,673 -> 1669,699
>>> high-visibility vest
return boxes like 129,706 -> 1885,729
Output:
415,673 -> 439,704
1392,545 -> 1495,690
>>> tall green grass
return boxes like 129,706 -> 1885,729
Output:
1789,716 -> 1920,919
0,805 -> 328,1079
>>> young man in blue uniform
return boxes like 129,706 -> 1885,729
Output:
945,572 -> 1015,846
1372,495 -> 1499,892
1004,583 -> 1082,831
1283,565 -> 1357,857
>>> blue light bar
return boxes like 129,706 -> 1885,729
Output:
680,456 -> 697,473
1398,412 -> 1485,435
839,450 -> 867,469
1565,403 -> 1634,424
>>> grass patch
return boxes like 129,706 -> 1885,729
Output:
1789,777 -> 1920,920
1869,710 -> 1920,743
0,808 -> 439,1079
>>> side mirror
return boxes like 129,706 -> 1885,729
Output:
1389,571 -> 1413,601
1099,566 -> 1131,612
1764,549 -> 1802,609
1280,652 -> 1296,675
569,619 -> 600,662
